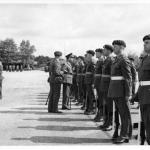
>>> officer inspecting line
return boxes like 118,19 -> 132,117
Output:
47,34 -> 150,145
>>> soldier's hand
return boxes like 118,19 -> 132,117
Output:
125,96 -> 132,101
60,71 -> 64,75
92,84 -> 95,89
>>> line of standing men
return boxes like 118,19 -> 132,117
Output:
47,34 -> 150,145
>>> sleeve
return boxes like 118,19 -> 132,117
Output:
92,63 -> 96,84
121,58 -> 132,97
131,64 -> 137,82
54,61 -> 63,76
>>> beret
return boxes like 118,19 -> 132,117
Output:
95,48 -> 103,53
77,56 -> 84,61
112,40 -> 126,48
54,51 -> 62,57
66,53 -> 73,59
103,44 -> 114,52
86,50 -> 95,56
143,34 -> 150,41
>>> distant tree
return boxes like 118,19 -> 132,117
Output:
35,55 -> 51,67
19,40 -> 36,55
128,53 -> 140,69
0,38 -> 18,63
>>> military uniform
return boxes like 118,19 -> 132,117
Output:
108,54 -> 132,142
80,62 -> 87,110
93,58 -> 104,121
70,63 -> 78,101
100,55 -> 114,129
138,54 -> 150,145
48,52 -> 63,113
129,59 -> 137,97
84,60 -> 95,114
76,61 -> 85,104
62,61 -> 73,109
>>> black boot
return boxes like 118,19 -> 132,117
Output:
103,112 -> 113,131
94,109 -> 100,121
140,121 -> 146,145
112,126 -> 119,140
95,109 -> 103,122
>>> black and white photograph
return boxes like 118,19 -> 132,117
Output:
0,0 -> 150,147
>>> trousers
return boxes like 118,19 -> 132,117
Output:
140,104 -> 150,145
48,82 -> 61,112
114,98 -> 132,139
86,84 -> 95,111
62,83 -> 71,107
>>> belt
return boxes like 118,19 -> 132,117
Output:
111,76 -> 125,80
139,81 -> 150,86
101,74 -> 111,78
64,73 -> 72,75
86,72 -> 93,75
77,73 -> 85,76
94,74 -> 101,77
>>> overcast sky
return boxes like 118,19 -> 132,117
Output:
0,3 -> 149,57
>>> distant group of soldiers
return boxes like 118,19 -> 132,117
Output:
5,64 -> 23,72
47,34 -> 150,145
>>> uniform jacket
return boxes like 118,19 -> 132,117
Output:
76,62 -> 84,84
50,58 -> 63,83
94,58 -> 104,87
85,61 -> 95,84
100,56 -> 114,92
63,61 -> 73,84
130,62 -> 137,82
130,62 -> 137,95
108,54 -> 132,98
138,55 -> 150,105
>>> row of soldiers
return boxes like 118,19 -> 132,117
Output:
47,34 -> 150,145
5,64 -> 23,72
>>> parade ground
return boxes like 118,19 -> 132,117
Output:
0,71 -> 139,145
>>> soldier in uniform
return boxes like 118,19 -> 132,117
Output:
9,65 -> 12,72
128,56 -> 137,105
62,53 -> 73,110
0,60 -> 3,99
108,40 -> 132,143
48,51 -> 64,113
76,56 -> 85,105
138,34 -> 150,145
99,45 -> 114,131
81,54 -> 88,110
70,56 -> 78,102
93,48 -> 104,122
84,50 -> 95,115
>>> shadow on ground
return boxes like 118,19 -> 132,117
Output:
23,117 -> 92,122
18,125 -> 98,131
12,136 -> 111,144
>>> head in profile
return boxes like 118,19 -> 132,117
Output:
54,51 -> 62,59
112,40 -> 126,55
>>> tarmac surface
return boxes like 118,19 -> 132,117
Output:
0,70 -> 139,145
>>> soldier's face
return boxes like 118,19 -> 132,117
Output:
69,57 -> 74,63
96,52 -> 102,58
103,49 -> 109,56
113,45 -> 122,55
144,40 -> 150,53
87,53 -> 92,60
